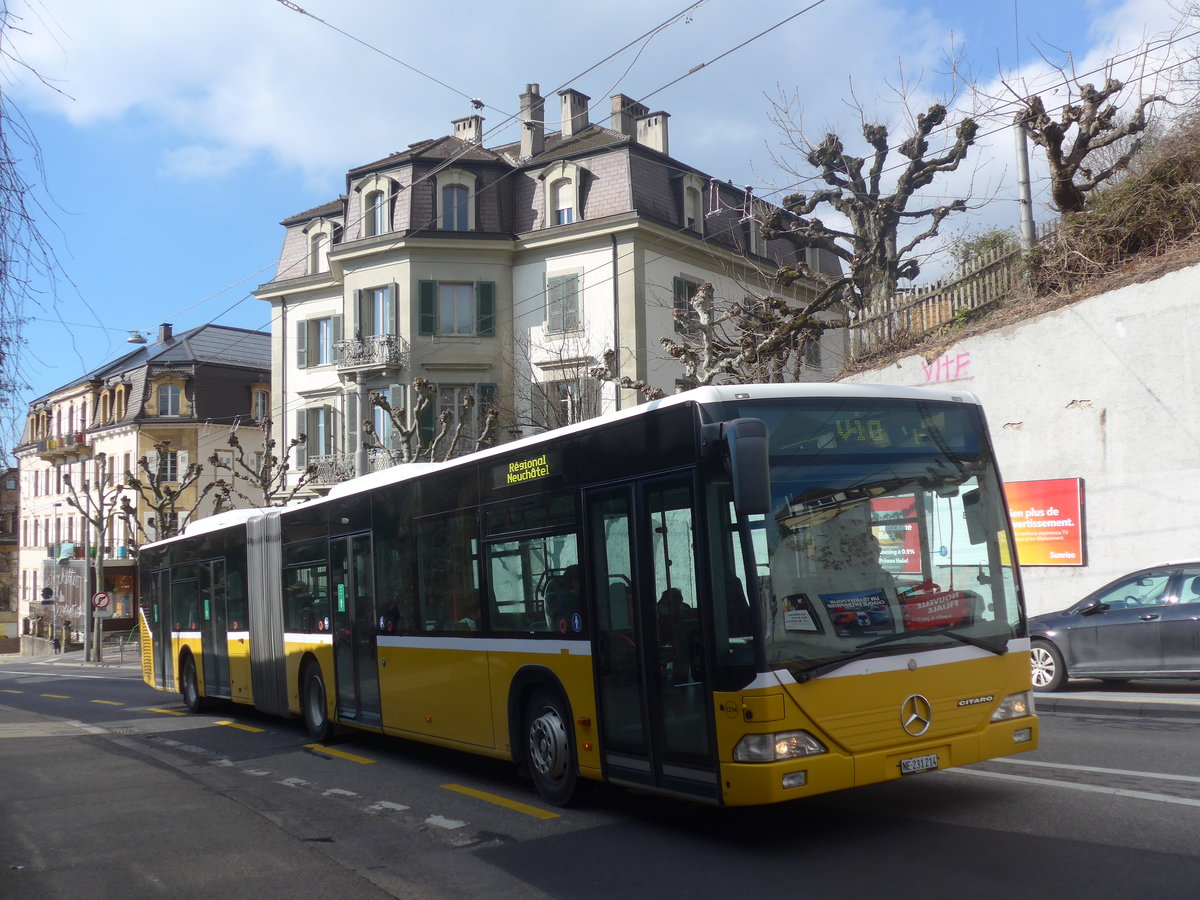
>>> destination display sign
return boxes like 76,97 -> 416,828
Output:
493,449 -> 561,489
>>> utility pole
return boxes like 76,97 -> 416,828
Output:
1014,113 -> 1037,253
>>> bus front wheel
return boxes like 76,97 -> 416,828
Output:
181,654 -> 204,713
302,662 -> 333,743
524,689 -> 579,807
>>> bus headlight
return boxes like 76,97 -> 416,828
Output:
734,730 -> 827,762
990,691 -> 1035,722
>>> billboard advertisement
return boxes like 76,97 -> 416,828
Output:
1004,478 -> 1085,566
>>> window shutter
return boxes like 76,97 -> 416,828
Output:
546,276 -> 563,333
565,275 -> 579,332
354,289 -> 366,337
296,319 -> 308,368
332,315 -> 344,356
178,451 -> 189,474
476,281 -> 495,336
388,282 -> 399,335
294,410 -> 308,468
673,277 -> 688,334
387,384 -> 405,449
418,280 -> 437,335
146,450 -> 160,480
418,400 -> 436,449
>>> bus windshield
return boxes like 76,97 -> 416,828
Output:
729,397 -> 1022,679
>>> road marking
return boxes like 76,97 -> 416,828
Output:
366,801 -> 410,813
303,743 -> 376,765
147,707 -> 186,716
279,777 -> 310,788
1,689 -> 22,694
244,769 -> 271,777
442,783 -> 561,820
322,788 -> 359,798
425,814 -> 466,830
992,757 -> 1200,785
952,768 -> 1200,807
217,720 -> 264,733
92,700 -> 123,706
40,694 -> 70,699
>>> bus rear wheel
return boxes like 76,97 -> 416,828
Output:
181,654 -> 204,713
302,662 -> 333,743
524,689 -> 579,807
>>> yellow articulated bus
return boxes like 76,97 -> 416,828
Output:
139,384 -> 1037,807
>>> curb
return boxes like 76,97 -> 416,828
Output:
1035,694 -> 1200,720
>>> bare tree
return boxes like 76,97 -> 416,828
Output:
765,99 -> 979,314
209,417 -> 316,508
0,10 -> 69,462
363,376 -> 500,464
119,440 -> 212,550
61,452 -> 124,661
1015,74 -> 1167,214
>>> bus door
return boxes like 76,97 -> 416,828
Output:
150,568 -> 173,691
329,532 -> 381,726
587,476 -> 718,802
198,559 -> 230,698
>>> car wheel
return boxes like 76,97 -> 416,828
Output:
181,654 -> 204,712
524,689 -> 580,807
1030,640 -> 1066,692
302,662 -> 333,743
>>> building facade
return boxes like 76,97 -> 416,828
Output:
0,468 -> 17,650
13,324 -> 271,645
256,85 -> 843,490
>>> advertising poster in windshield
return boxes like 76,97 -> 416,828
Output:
1004,478 -> 1085,566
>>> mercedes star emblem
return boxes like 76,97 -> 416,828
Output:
901,694 -> 932,736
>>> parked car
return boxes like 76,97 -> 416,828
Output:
1028,563 -> 1200,691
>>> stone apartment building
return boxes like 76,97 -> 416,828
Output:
13,324 -> 270,644
255,85 -> 843,490
0,468 -> 17,651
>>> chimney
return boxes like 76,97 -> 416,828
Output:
453,115 -> 484,144
520,83 -> 545,159
636,111 -> 670,156
610,94 -> 648,138
558,88 -> 590,139
158,323 -> 174,343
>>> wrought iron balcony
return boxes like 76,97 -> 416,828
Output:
335,334 -> 409,372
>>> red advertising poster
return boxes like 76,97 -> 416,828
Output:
1004,478 -> 1085,566
871,496 -> 921,574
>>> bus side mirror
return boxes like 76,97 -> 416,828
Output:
724,418 -> 770,516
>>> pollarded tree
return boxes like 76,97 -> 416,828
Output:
208,417 -> 316,508
765,101 -> 979,314
1016,74 -> 1166,214
363,376 -> 500,464
120,440 -> 212,550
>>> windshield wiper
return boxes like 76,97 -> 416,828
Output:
856,626 -> 1007,655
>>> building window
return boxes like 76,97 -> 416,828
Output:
253,389 -> 270,422
365,190 -> 387,237
673,276 -> 702,334
295,406 -> 336,465
545,274 -> 580,334
804,335 -> 822,369
296,315 -> 343,368
434,169 -> 476,232
419,383 -> 497,448
114,386 -> 126,420
441,185 -> 469,231
309,233 -> 325,275
151,450 -> 180,483
158,384 -> 181,416
551,179 -> 574,225
680,172 -> 705,234
418,280 -> 495,337
355,284 -> 397,337
532,378 -> 599,430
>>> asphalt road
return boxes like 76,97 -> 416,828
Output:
3,651 -> 1199,899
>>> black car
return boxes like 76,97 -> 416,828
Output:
1029,563 -> 1200,691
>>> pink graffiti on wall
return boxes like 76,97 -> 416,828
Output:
921,352 -> 971,383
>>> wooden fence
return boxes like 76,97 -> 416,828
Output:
849,222 -> 1056,355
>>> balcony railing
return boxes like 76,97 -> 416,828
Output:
308,449 -> 405,486
335,334 -> 409,371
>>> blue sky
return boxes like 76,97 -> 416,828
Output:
2,0 -> 1186,444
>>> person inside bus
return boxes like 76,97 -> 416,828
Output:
657,587 -> 698,683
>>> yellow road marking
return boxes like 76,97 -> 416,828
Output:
303,743 -> 376,765
41,694 -> 69,699
442,783 -> 560,819
217,720 -> 264,733
1,689 -> 22,694
148,707 -> 186,716
92,700 -> 123,706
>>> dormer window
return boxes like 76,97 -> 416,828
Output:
303,217 -> 338,275
251,386 -> 270,422
308,233 -> 325,274
680,172 -> 705,235
365,190 -> 386,236
435,169 -> 476,232
540,160 -> 582,229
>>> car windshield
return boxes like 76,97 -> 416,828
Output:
727,398 -> 1024,679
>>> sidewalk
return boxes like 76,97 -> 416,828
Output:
1035,679 -> 1200,720
0,647 -> 142,671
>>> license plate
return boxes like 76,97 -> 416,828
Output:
900,753 -> 939,775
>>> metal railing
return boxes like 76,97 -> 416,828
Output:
335,334 -> 409,370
